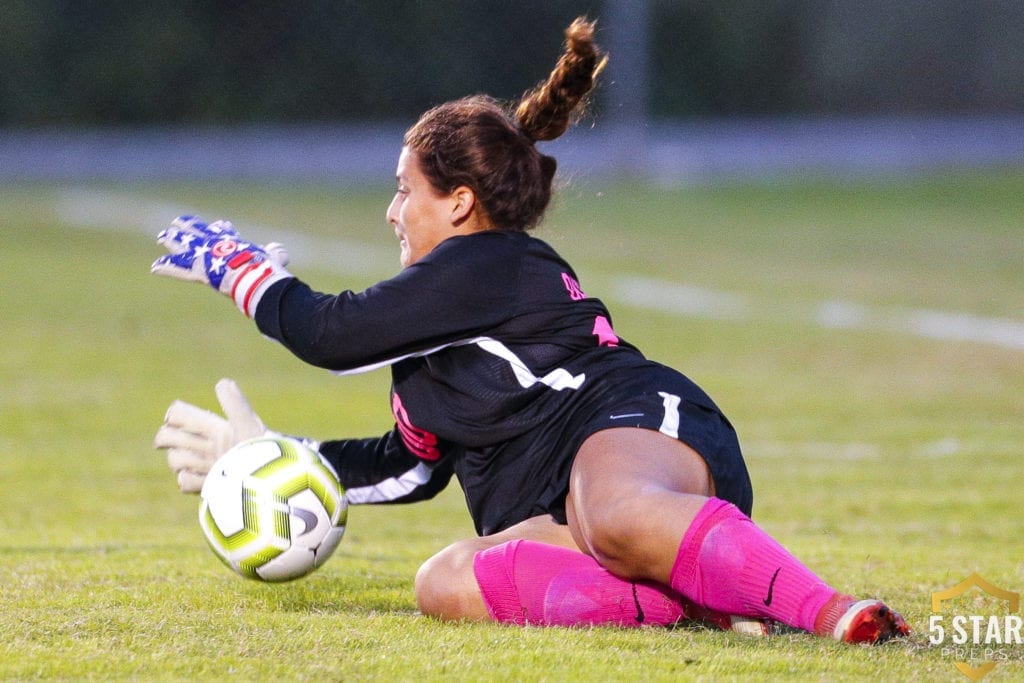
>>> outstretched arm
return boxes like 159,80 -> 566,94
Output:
152,219 -> 522,374
154,379 -> 455,503
154,378 -> 271,493
150,215 -> 293,318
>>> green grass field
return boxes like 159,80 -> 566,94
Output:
1,170 -> 1022,681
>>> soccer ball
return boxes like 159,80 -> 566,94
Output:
199,435 -> 347,582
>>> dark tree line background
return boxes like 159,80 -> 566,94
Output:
1,0 -> 1021,127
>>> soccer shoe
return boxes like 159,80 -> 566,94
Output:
680,598 -> 774,637
829,598 -> 911,644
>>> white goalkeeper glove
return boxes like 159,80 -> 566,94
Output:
154,378 -> 272,493
151,215 -> 292,317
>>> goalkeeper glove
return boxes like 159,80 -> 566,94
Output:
154,378 -> 272,494
151,215 -> 292,317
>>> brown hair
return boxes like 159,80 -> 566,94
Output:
403,17 -> 607,232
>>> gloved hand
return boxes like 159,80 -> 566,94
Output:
154,378 -> 271,493
151,215 -> 293,317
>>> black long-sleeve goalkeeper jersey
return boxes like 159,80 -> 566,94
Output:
254,230 -> 749,535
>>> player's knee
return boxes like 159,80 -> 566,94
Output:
414,549 -> 459,618
577,495 -> 650,575
414,541 -> 489,621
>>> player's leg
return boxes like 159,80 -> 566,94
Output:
418,426 -> 907,641
416,514 -> 693,627
415,514 -> 576,621
565,427 -> 908,643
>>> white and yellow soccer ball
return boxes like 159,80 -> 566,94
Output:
199,435 -> 347,582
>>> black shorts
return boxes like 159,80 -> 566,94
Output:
549,363 -> 753,522
459,362 -> 753,535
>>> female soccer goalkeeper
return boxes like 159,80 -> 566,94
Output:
152,17 -> 908,644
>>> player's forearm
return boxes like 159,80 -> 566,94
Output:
318,433 -> 455,505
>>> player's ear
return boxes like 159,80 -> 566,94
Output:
450,186 -> 476,225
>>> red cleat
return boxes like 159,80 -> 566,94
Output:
830,598 -> 911,644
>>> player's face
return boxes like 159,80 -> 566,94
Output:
386,147 -> 460,268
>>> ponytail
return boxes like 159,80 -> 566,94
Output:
404,17 -> 606,232
516,17 -> 608,143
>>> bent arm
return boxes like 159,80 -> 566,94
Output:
319,429 -> 456,505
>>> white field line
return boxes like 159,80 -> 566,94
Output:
747,436 -> 975,460
52,187 -> 394,275
747,440 -> 881,460
55,188 -> 1024,352
815,299 -> 1024,351
615,275 -> 1024,352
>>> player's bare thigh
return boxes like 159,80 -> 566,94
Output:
414,514 -> 578,620
565,427 -> 715,582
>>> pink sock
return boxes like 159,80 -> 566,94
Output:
669,497 -> 838,633
473,540 -> 686,627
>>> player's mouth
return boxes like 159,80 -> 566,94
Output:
395,227 -> 412,267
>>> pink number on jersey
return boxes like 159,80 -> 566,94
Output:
391,392 -> 441,461
562,272 -> 586,301
593,315 -> 619,347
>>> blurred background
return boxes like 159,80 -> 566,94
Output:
1,5 -> 1022,678
1,0 -> 1022,184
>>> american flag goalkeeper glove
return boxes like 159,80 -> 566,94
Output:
151,215 -> 292,317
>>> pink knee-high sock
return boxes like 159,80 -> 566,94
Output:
473,540 -> 685,627
669,497 -> 838,634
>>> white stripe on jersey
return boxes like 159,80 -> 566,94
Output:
344,461 -> 434,504
329,339 -> 478,376
475,338 -> 586,391
657,391 -> 681,438
332,336 -> 586,392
